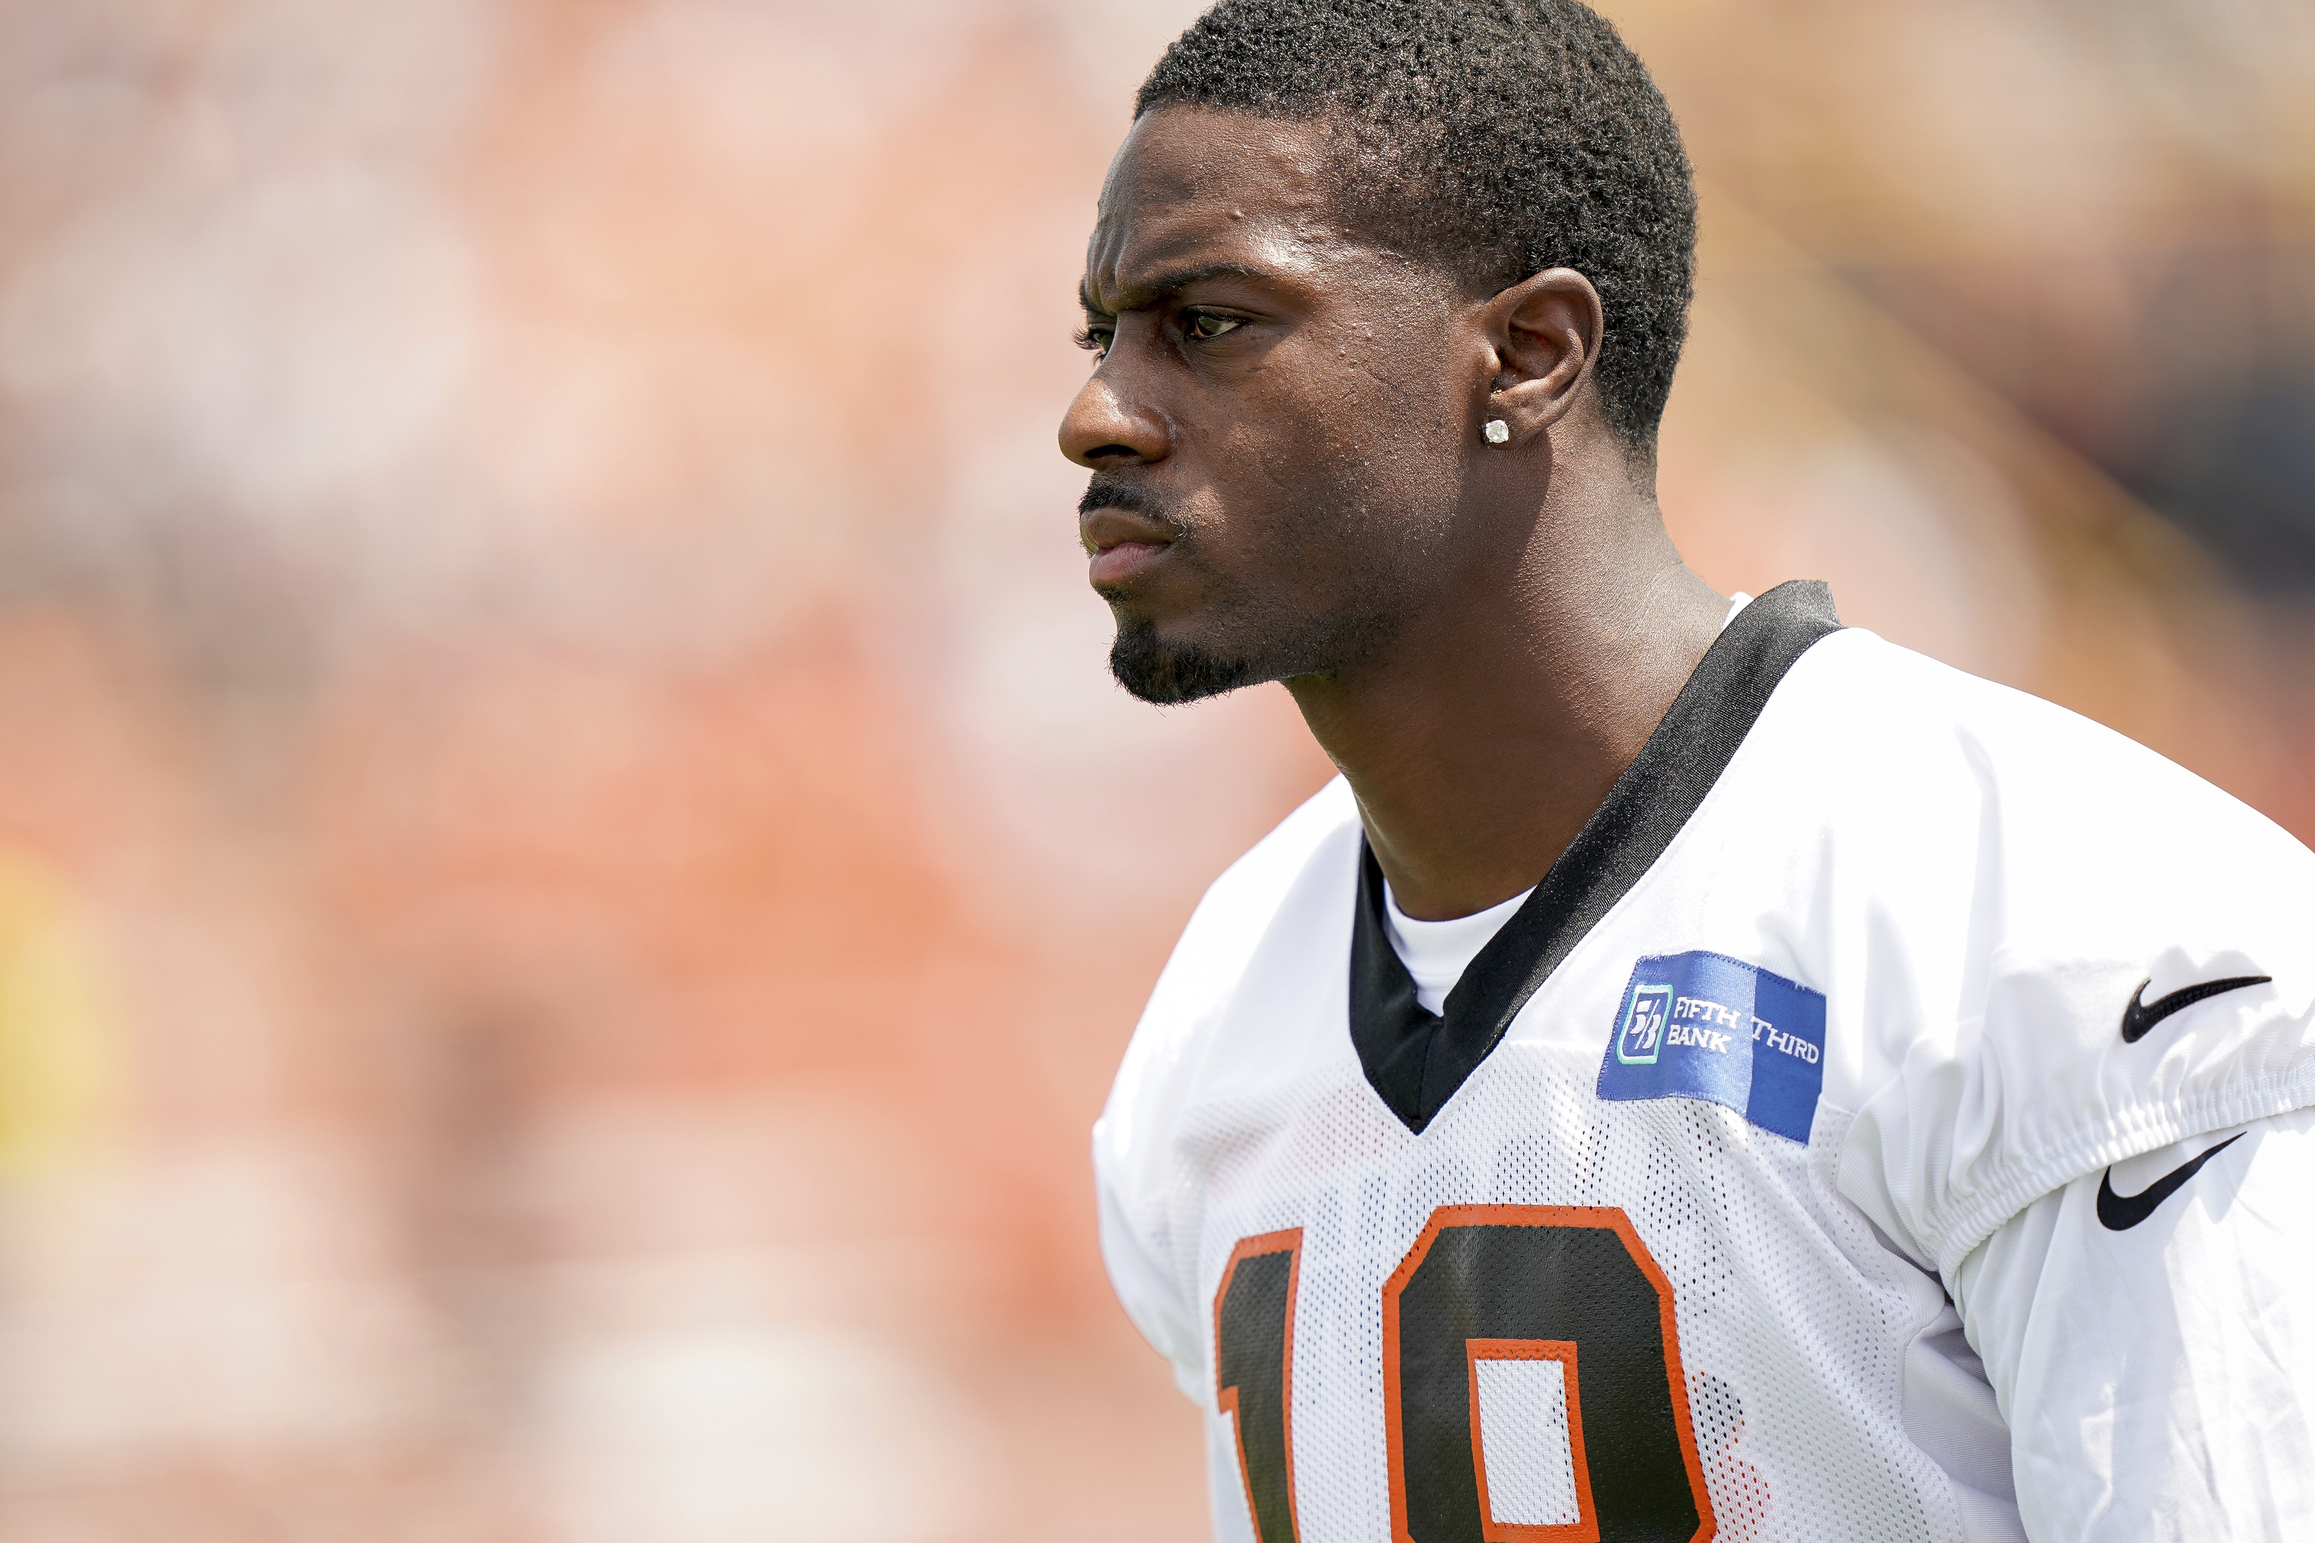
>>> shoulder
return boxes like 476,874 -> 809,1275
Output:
1781,627 -> 2245,796
1135,775 -> 1363,1036
1786,632 -> 2315,1276
1772,628 -> 2315,928
1095,775 -> 1360,1162
1091,776 -> 1361,1338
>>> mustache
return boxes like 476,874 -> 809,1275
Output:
1078,475 -> 1183,533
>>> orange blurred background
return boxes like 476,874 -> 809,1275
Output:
0,2 -> 2309,1539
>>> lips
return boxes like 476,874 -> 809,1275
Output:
1088,538 -> 1169,586
1081,504 -> 1176,587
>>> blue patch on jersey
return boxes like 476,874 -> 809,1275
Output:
1596,951 -> 1826,1142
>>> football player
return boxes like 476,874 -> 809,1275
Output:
1063,2 -> 2315,1540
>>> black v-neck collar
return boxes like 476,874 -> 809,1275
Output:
1349,580 -> 1843,1133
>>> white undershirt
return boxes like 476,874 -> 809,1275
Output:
1382,592 -> 1751,1013
1383,883 -> 1532,1014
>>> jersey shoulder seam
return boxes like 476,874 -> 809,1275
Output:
1927,1067 -> 2315,1277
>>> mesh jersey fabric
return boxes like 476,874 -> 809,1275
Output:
1093,587 -> 2315,1542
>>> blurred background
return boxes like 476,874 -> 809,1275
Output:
0,0 -> 2308,1538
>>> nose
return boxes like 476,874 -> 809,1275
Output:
1059,362 -> 1170,470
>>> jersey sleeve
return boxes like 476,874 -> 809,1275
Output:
1091,905 -> 1236,1404
1950,1106 -> 2315,1539
1829,649 -> 2315,1281
1094,1125 -> 1204,1400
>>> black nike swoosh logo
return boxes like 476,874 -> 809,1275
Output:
2096,1133 -> 2245,1231
2119,974 -> 2270,1043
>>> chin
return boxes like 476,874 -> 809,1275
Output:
1108,620 -> 1264,705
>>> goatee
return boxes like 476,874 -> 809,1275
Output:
1108,619 -> 1261,704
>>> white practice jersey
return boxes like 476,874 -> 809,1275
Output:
1093,582 -> 2315,1543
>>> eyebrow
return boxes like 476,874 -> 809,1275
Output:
1078,261 -> 1277,316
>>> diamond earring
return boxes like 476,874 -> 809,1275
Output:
1483,419 -> 1510,444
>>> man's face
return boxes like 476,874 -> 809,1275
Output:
1061,108 -> 1487,704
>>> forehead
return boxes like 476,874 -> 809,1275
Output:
1084,107 -> 1355,308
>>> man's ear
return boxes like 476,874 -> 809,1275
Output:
1479,268 -> 1604,445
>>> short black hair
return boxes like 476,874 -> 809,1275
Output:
1137,0 -> 1696,465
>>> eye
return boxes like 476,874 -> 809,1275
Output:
1073,324 -> 1113,358
1184,311 -> 1244,342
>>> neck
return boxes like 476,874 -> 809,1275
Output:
1285,469 -> 1726,922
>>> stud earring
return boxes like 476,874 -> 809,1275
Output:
1483,419 -> 1510,444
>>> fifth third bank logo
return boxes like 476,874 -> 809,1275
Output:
1617,984 -> 1672,1065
